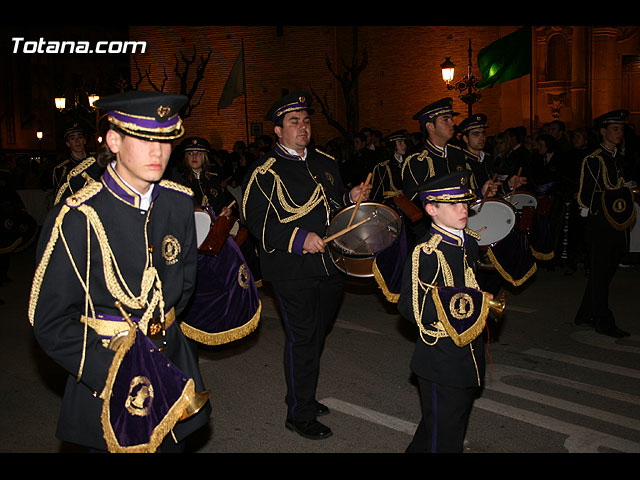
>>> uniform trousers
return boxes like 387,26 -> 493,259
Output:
406,377 -> 478,453
271,274 -> 344,422
575,221 -> 627,333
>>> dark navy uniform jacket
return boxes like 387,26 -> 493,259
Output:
398,224 -> 486,388
29,162 -> 210,450
242,143 -> 353,282
402,140 -> 467,203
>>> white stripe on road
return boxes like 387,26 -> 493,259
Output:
474,397 -> 640,453
485,364 -> 640,430
320,397 -> 417,435
571,330 -> 640,354
524,348 -> 640,379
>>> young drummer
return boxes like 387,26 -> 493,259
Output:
398,170 -> 494,453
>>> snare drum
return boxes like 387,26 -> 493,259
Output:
466,198 -> 516,247
194,208 -> 213,248
506,192 -> 537,211
327,202 -> 402,277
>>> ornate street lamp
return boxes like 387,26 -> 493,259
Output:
441,40 -> 481,116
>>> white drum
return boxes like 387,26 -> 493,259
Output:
467,198 -> 516,247
194,209 -> 213,248
506,192 -> 537,211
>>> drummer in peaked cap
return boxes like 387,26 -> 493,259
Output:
53,122 -> 105,206
242,91 -> 371,440
458,113 -> 526,200
574,109 -> 634,338
29,90 -> 211,452
370,129 -> 407,203
402,98 -> 469,242
173,136 -> 229,214
398,169 -> 492,453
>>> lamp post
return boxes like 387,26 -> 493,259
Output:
441,39 -> 481,116
54,91 -> 101,149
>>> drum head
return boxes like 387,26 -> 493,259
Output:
467,199 -> 516,246
194,210 -> 213,248
328,203 -> 401,258
508,192 -> 537,210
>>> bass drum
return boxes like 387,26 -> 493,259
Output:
327,202 -> 402,278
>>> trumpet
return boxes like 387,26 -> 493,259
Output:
488,293 -> 506,320
180,389 -> 211,421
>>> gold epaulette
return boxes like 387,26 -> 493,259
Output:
374,159 -> 390,168
68,156 -> 97,177
241,157 -> 277,219
405,150 -> 427,162
315,148 -> 335,161
65,180 -> 103,208
54,159 -> 71,169
159,179 -> 194,197
417,234 -> 442,255
464,227 -> 481,240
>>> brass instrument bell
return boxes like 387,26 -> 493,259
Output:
180,389 -> 211,421
488,293 -> 506,320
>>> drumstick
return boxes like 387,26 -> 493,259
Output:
302,216 -> 372,254
347,172 -> 372,227
478,173 -> 498,211
474,226 -> 487,233
323,215 -> 372,244
508,167 -> 522,203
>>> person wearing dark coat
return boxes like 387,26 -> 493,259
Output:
369,129 -> 407,203
172,136 -> 230,215
52,123 -> 104,206
398,170 -> 493,453
242,91 -> 371,440
28,91 -> 211,452
402,98 -> 469,244
574,110 -> 635,338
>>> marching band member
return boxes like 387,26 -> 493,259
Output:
28,91 -> 211,452
574,110 -> 635,338
53,123 -> 104,206
242,91 -> 370,440
398,170 -> 493,453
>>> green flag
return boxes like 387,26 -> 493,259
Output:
217,47 -> 245,111
477,26 -> 531,90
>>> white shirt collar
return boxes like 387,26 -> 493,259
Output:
110,161 -> 155,211
281,144 -> 307,160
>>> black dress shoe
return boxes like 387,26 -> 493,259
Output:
285,419 -> 333,440
596,326 -> 630,338
316,402 -> 330,416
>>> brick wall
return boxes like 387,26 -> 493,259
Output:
130,25 -> 522,152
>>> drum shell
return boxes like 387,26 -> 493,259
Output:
327,202 -> 402,278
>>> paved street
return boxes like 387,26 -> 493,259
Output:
1,240 -> 639,454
